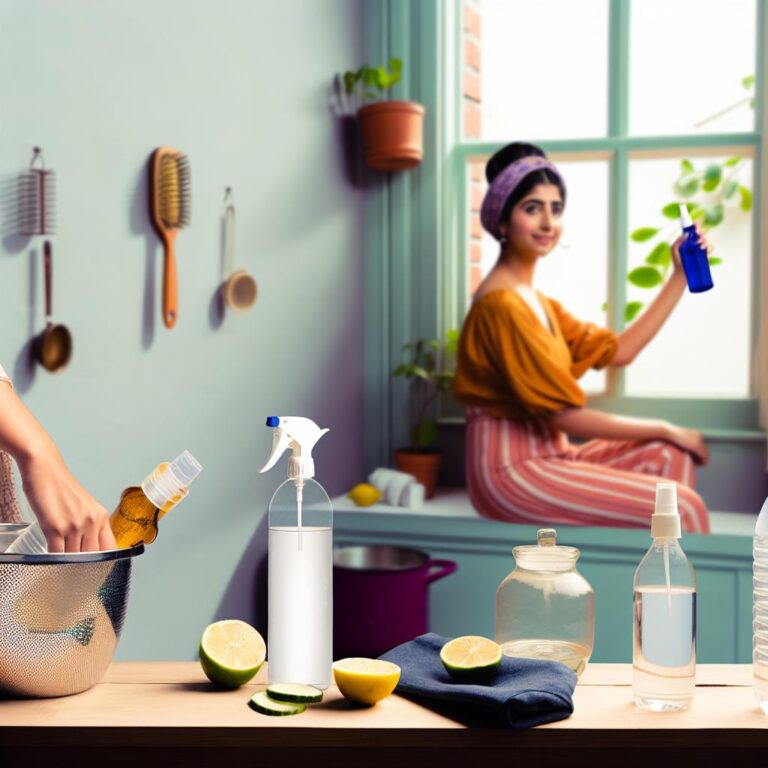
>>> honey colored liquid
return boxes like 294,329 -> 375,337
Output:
109,464 -> 187,547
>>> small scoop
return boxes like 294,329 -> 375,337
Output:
222,268 -> 257,312
219,189 -> 257,313
35,240 -> 72,373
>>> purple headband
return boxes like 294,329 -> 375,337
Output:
480,156 -> 564,241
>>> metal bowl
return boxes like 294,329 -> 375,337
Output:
0,546 -> 143,698
0,523 -> 31,553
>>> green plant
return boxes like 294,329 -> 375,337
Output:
392,329 -> 459,449
619,155 -> 752,323
343,57 -> 402,106
616,75 -> 755,323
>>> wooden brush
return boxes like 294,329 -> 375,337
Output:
150,146 -> 190,329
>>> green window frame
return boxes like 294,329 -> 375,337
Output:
363,0 -> 768,472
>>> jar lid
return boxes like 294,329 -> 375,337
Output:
512,528 -> 580,571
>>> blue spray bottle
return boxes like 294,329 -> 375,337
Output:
678,204 -> 713,293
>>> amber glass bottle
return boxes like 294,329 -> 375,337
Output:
109,451 -> 202,548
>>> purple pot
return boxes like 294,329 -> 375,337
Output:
333,545 -> 457,659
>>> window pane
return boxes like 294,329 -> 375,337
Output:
625,154 -> 753,396
466,158 -> 610,394
629,0 -> 757,136
471,0 -> 609,141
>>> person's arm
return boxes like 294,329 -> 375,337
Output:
612,224 -> 712,366
0,379 -> 117,552
550,406 -> 709,465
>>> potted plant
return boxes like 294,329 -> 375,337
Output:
391,330 -> 458,498
340,58 -> 425,172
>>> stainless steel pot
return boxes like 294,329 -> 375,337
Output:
0,546 -> 143,698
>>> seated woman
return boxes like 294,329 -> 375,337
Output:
452,142 -> 710,533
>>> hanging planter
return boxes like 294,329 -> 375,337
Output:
358,100 -> 424,172
335,58 -> 425,174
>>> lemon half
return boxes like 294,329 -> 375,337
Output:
332,657 -> 400,705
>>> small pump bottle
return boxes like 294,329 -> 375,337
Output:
109,451 -> 202,547
633,482 -> 697,711
679,204 -> 713,293
260,416 -> 332,689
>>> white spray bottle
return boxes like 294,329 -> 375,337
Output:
260,416 -> 333,688
632,482 -> 697,712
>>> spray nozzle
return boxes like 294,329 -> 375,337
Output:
259,416 -> 329,481
651,482 -> 682,539
679,203 -> 693,229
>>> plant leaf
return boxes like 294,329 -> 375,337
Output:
645,242 -> 672,268
743,74 -> 755,90
691,207 -> 706,221
625,301 -> 644,323
601,301 -> 608,312
411,366 -> 430,381
724,179 -> 739,200
680,159 -> 694,174
723,155 -> 742,167
391,364 -> 409,377
675,177 -> 699,197
661,203 -> 683,219
628,266 -> 663,289
630,227 -> 658,243
412,420 -> 437,448
739,185 -> 753,211
389,57 -> 403,73
704,203 -> 724,227
701,164 -> 722,192
708,256 -> 723,266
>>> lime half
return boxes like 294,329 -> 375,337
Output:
439,635 -> 502,682
199,619 -> 266,689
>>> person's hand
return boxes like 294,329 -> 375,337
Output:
18,442 -> 117,552
664,424 -> 709,466
671,221 -> 714,273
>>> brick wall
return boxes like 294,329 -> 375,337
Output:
462,0 -> 484,296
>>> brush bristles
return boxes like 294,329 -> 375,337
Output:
158,152 -> 191,229
18,170 -> 56,235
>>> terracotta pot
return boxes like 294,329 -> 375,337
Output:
357,100 -> 425,172
393,449 -> 442,499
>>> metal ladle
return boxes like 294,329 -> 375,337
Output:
220,189 -> 257,313
35,240 -> 72,373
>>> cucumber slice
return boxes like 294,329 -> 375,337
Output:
266,683 -> 324,704
249,692 -> 305,716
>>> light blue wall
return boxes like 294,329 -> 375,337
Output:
0,0 -> 364,659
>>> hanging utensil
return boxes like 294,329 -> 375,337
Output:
219,188 -> 257,313
35,241 -> 72,373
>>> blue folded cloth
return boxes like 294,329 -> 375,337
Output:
379,633 -> 577,728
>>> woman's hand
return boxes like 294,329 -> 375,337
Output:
663,424 -> 709,466
18,443 -> 117,553
671,221 -> 714,273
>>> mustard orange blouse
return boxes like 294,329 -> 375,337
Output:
452,290 -> 617,419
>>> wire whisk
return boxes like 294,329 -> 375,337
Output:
18,147 -> 56,236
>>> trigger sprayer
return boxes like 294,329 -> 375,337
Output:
260,416 -> 329,548
259,416 -> 333,688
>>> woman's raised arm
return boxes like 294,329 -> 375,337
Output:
612,225 -> 711,366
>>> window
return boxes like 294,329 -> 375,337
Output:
456,0 -> 761,410
360,0 -> 766,469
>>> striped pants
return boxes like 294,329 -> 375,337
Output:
465,408 -> 710,533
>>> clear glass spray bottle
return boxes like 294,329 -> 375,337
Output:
633,482 -> 697,711
260,416 -> 332,689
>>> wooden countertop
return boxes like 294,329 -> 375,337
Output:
1,663 -> 766,767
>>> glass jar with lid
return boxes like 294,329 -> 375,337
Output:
495,528 -> 594,676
